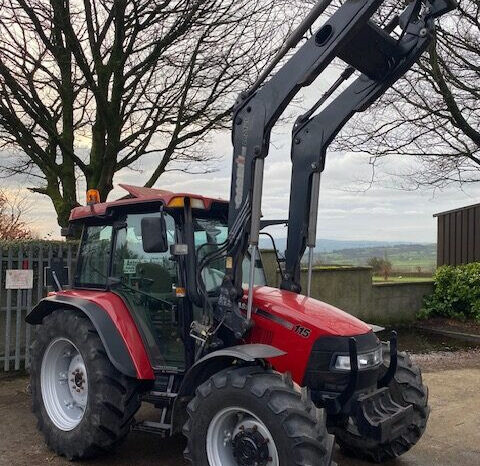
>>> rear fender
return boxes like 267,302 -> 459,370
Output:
171,344 -> 285,433
26,293 -> 154,380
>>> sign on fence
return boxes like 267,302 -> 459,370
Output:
5,269 -> 34,289
0,241 -> 77,372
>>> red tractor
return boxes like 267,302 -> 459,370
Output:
27,1 -> 455,465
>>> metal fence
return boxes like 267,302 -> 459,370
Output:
0,241 -> 77,372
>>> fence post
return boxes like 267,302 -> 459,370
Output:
38,244 -> 44,304
0,245 -> 2,369
14,245 -> 23,370
4,246 -> 13,371
48,243 -> 53,268
25,245 -> 33,369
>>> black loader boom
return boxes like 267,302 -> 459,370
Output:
197,0 -> 456,337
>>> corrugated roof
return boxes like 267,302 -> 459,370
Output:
433,202 -> 480,217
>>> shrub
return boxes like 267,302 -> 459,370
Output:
419,263 -> 480,321
368,256 -> 393,280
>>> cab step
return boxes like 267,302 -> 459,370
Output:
142,373 -> 178,406
133,420 -> 171,437
142,390 -> 177,406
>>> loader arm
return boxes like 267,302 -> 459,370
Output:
227,0 -> 383,285
202,0 -> 456,337
281,0 -> 456,293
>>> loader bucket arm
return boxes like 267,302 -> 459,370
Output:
281,1 -> 454,293
202,0 -> 455,337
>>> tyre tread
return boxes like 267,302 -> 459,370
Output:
334,344 -> 429,463
183,365 -> 334,465
30,309 -> 142,460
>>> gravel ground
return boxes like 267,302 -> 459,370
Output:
412,348 -> 480,372
0,350 -> 479,466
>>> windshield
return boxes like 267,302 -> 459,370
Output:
193,216 -> 266,293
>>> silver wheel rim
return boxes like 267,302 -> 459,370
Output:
40,338 -> 88,431
206,406 -> 279,466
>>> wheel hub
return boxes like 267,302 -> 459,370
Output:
207,407 -> 279,466
68,354 -> 88,406
232,427 -> 270,466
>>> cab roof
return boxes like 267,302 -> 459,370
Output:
69,184 -> 228,222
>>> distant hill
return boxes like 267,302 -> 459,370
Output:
315,243 -> 437,273
259,238 -> 437,273
259,237 -> 428,253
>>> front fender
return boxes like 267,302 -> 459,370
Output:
26,292 -> 154,380
171,344 -> 286,433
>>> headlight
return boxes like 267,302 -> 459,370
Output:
334,346 -> 383,371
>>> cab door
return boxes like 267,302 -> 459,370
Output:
111,211 -> 185,371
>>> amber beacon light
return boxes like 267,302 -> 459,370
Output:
86,189 -> 100,205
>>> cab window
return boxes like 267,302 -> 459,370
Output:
76,225 -> 113,288
111,211 -> 184,369
193,216 -> 266,292
112,212 -> 177,295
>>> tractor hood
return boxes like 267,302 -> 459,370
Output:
247,287 -> 373,384
251,286 -> 371,337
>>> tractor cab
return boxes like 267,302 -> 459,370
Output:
69,184 -> 267,372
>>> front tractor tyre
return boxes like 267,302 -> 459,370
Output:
183,365 -> 335,466
333,343 -> 430,463
30,309 -> 142,460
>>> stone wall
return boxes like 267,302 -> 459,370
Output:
260,250 -> 433,325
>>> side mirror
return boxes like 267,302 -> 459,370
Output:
141,213 -> 169,253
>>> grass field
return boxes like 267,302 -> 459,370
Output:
314,243 -> 436,273
372,276 -> 434,283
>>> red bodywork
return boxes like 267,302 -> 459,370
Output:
53,289 -> 155,380
53,286 -> 370,385
247,287 -> 371,384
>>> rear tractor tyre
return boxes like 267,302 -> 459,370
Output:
333,343 -> 429,463
30,309 -> 142,460
183,365 -> 335,466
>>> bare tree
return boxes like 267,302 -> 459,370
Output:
0,188 -> 33,239
332,1 -> 479,189
0,0 -> 300,227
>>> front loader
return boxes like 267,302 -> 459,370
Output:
27,1 -> 456,465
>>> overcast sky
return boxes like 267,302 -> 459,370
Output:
16,125 -> 480,244
6,68 -> 480,243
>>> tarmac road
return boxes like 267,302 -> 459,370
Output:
0,355 -> 479,466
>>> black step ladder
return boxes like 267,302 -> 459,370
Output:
134,373 -> 177,436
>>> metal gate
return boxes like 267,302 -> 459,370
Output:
0,241 -> 77,372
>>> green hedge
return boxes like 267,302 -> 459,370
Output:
0,239 -> 79,254
419,263 -> 480,321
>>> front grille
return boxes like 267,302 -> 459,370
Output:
303,331 -> 381,393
